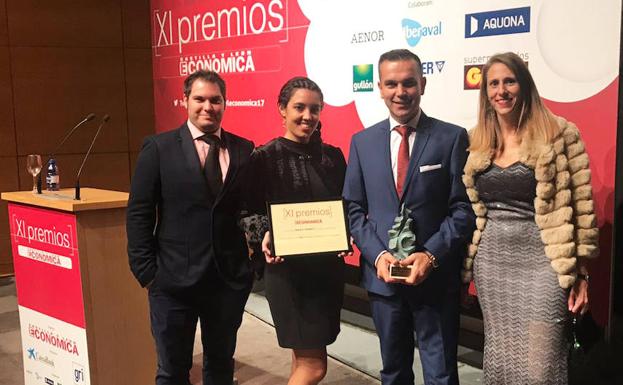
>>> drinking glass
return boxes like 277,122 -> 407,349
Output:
26,154 -> 42,193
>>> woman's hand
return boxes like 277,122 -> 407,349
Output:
568,277 -> 589,315
262,231 -> 284,264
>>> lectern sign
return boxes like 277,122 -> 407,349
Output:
8,204 -> 91,385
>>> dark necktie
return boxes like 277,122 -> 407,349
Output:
200,134 -> 223,196
395,125 -> 411,198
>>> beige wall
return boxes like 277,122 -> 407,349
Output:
0,0 -> 154,275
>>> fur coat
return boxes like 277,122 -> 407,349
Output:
461,116 -> 599,289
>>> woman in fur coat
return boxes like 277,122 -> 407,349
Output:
461,52 -> 598,384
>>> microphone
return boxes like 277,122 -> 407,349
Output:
37,113 -> 96,193
74,115 -> 110,200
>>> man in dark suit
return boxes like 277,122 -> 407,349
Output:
127,70 -> 254,385
343,49 -> 475,385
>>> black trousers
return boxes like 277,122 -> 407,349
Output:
148,272 -> 251,385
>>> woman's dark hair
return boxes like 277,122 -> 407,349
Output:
277,76 -> 324,109
278,77 -> 324,143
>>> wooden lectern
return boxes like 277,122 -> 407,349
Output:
2,188 -> 155,385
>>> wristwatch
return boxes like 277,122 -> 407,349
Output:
577,273 -> 590,284
423,250 -> 439,268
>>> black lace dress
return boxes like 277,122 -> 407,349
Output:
243,136 -> 346,349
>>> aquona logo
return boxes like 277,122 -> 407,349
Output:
402,19 -> 442,47
465,7 -> 530,38
353,64 -> 374,92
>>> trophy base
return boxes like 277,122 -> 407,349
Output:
389,265 -> 412,280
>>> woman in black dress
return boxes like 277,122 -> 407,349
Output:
243,77 -> 346,384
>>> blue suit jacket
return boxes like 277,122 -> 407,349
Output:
343,113 -> 475,298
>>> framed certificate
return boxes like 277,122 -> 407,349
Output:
267,198 -> 351,257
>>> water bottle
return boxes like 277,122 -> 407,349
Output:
46,158 -> 60,191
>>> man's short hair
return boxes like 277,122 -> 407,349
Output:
378,49 -> 423,77
183,70 -> 226,100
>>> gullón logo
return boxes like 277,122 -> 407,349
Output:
353,64 -> 374,92
465,7 -> 530,38
402,19 -> 442,47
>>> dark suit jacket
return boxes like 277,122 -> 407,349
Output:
127,123 -> 255,292
343,113 -> 475,298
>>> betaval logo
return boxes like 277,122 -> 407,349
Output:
465,7 -> 530,38
402,18 -> 442,47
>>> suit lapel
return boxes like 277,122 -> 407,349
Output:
214,129 -> 239,205
379,120 -> 400,205
178,123 -> 203,178
401,113 -> 432,200
222,130 -> 240,187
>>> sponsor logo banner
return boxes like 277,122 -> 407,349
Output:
20,306 -> 90,385
9,204 -> 84,328
402,18 -> 442,47
353,64 -> 374,92
351,30 -> 385,44
465,7 -> 530,38
422,60 -> 445,75
464,64 -> 483,89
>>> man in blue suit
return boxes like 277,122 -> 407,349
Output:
344,49 -> 475,385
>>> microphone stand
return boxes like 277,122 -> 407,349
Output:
37,113 -> 96,193
74,115 -> 110,200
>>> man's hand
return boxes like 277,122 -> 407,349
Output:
261,231 -> 284,264
399,252 -> 433,285
376,252 -> 400,283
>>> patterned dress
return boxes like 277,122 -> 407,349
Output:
473,162 -> 569,385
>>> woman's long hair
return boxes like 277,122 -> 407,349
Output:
469,52 -> 559,153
